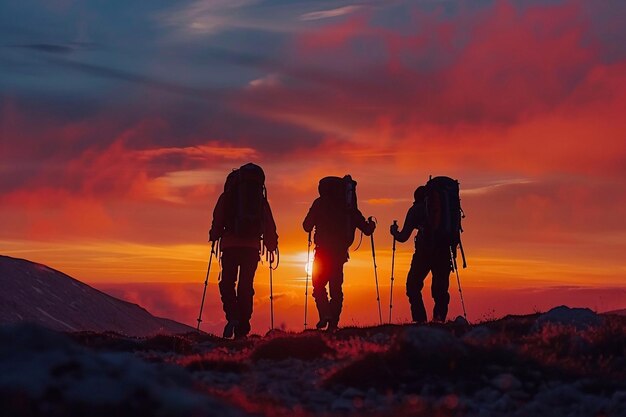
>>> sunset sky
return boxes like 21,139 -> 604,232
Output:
1,0 -> 625,333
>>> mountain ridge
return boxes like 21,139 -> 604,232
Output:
0,255 -> 194,336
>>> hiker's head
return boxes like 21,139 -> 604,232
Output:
224,170 -> 238,192
239,163 -> 265,184
414,186 -> 427,203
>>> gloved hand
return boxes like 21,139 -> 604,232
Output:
208,229 -> 221,243
366,216 -> 377,235
390,222 -> 399,237
265,240 -> 278,253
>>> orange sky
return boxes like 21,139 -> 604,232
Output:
1,0 -> 626,332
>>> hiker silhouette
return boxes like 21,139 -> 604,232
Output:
303,175 -> 376,331
391,178 -> 464,323
209,163 -> 278,339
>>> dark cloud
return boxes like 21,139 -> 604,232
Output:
8,43 -> 75,54
0,89 -> 325,199
2,0 -> 623,164
44,57 -> 229,103
234,0 -> 614,133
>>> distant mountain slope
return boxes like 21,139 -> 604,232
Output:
604,309 -> 626,316
0,255 -> 194,336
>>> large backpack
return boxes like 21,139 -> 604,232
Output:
424,176 -> 466,264
317,175 -> 358,247
318,175 -> 357,209
225,163 -> 266,239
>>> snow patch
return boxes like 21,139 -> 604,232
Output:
36,307 -> 78,331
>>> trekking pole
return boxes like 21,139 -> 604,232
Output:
269,251 -> 275,331
450,246 -> 468,321
389,220 -> 397,324
196,241 -> 215,331
369,217 -> 383,326
304,231 -> 312,330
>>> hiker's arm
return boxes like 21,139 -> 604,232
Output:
209,194 -> 226,242
392,206 -> 416,243
263,200 -> 278,252
302,199 -> 319,233
355,210 -> 376,236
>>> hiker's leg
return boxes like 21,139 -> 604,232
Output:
219,249 -> 239,322
406,250 -> 429,323
431,248 -> 452,322
328,256 -> 346,325
312,250 -> 331,321
235,247 -> 259,337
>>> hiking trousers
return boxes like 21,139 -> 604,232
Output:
219,247 -> 259,334
406,245 -> 452,323
311,248 -> 347,325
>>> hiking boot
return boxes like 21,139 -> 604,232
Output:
432,315 -> 446,323
316,318 -> 330,330
223,320 -> 238,339
327,319 -> 339,332
234,321 -> 251,340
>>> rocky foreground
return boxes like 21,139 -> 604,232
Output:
1,306 -> 625,417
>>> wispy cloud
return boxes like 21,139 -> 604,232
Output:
155,0 -> 368,39
137,144 -> 258,161
364,197 -> 412,205
157,0 -> 270,37
247,73 -> 281,89
462,179 -> 534,196
8,43 -> 75,54
44,57 -> 227,101
300,6 -> 362,21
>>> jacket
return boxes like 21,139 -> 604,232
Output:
209,193 -> 278,252
393,201 -> 428,250
302,197 -> 375,254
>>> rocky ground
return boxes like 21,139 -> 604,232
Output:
1,306 -> 625,417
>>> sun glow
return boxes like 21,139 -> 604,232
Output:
304,251 -> 314,276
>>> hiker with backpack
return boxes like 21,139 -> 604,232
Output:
390,177 -> 466,323
209,163 -> 278,339
303,175 -> 376,331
